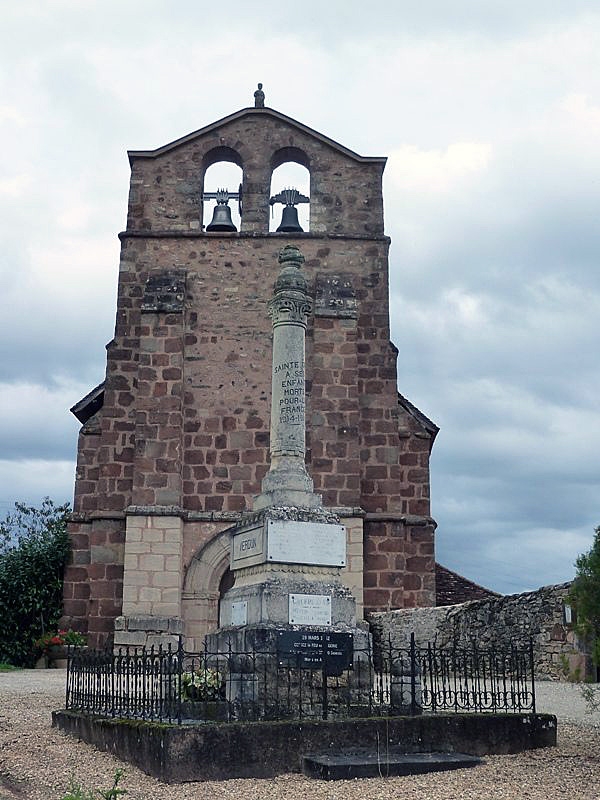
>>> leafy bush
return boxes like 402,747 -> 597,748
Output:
0,499 -> 71,666
568,524 -> 600,666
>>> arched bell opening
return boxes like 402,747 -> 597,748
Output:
269,148 -> 311,233
201,147 -> 243,232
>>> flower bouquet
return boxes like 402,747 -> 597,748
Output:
181,666 -> 225,701
34,629 -> 87,662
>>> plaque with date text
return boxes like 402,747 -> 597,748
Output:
277,630 -> 353,675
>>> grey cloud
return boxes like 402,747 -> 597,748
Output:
0,374 -> 93,459
434,465 -> 596,594
1,1 -> 585,50
0,272 -> 115,385
0,2 -> 598,598
0,458 -> 74,508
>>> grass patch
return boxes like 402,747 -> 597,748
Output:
60,769 -> 127,800
0,662 -> 19,671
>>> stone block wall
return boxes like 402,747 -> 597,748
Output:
114,614 -> 182,650
363,516 -> 435,611
62,516 -> 124,646
66,508 -> 366,651
121,514 -> 183,618
343,516 -> 364,612
369,582 -> 594,680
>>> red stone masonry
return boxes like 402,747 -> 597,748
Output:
308,313 -> 361,507
64,105 -> 438,642
132,309 -> 184,507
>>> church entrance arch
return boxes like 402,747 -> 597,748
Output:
182,527 -> 234,650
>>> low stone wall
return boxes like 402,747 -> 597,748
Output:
369,583 -> 592,681
53,710 -> 556,783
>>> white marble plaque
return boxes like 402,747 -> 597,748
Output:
288,594 -> 332,626
231,601 -> 248,627
231,525 -> 264,569
267,520 -> 346,567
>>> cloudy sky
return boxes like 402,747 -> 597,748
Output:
1,1 -> 599,594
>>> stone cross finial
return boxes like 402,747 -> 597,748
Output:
254,82 -> 265,108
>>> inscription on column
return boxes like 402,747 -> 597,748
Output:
274,360 -> 305,426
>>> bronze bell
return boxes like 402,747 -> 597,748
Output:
270,187 -> 309,233
277,204 -> 303,232
206,188 -> 237,232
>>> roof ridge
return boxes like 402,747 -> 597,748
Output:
127,107 -> 387,166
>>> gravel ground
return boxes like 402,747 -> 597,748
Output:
1,670 -> 599,800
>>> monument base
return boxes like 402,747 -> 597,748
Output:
210,500 -> 372,719
206,622 -> 372,720
255,456 -> 323,511
224,505 -> 354,628
220,574 -> 357,628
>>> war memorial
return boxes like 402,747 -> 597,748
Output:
63,84 -> 441,652
54,88 -> 556,780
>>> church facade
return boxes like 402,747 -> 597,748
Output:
63,94 -> 438,649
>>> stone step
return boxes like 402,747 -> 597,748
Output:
302,750 -> 482,780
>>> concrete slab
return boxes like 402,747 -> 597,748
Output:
302,750 -> 482,780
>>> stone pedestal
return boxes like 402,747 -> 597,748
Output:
206,621 -> 372,720
219,506 -> 354,628
209,504 -> 369,719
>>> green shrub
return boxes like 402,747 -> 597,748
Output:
568,524 -> 600,667
0,499 -> 71,666
60,770 -> 127,800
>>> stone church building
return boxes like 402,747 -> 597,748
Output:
63,92 -> 440,649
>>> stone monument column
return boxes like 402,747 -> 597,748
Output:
255,245 -> 321,510
207,243 -> 369,716
210,244 -> 358,631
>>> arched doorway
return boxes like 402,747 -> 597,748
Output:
181,527 -> 234,650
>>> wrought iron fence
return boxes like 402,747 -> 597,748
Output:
65,634 -> 536,724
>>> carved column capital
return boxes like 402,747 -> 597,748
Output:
268,292 -> 313,327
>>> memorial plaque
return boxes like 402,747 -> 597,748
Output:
289,593 -> 332,626
277,630 -> 354,675
268,520 -> 346,567
231,525 -> 264,569
230,601 -> 247,626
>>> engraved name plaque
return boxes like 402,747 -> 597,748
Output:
288,593 -> 332,626
231,526 -> 265,569
267,520 -> 346,567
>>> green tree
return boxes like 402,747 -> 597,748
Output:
0,498 -> 71,666
568,525 -> 600,667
